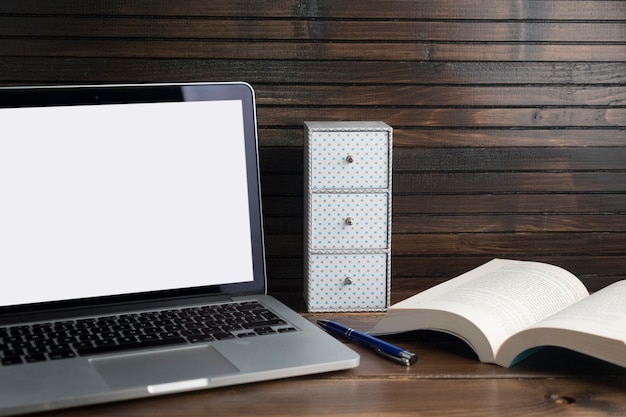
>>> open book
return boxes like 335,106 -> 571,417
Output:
369,259 -> 626,368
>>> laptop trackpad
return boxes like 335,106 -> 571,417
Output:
90,346 -> 239,390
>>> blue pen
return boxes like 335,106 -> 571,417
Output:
317,319 -> 417,366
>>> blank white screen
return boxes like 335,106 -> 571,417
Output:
0,99 -> 254,307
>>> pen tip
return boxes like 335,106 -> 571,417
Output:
316,319 -> 330,329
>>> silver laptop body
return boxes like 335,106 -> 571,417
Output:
0,82 -> 359,416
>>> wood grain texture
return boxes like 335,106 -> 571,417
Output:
0,1 -> 624,292
38,376 -> 626,417
38,312 -> 626,417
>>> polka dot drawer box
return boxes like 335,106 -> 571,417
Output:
303,121 -> 393,312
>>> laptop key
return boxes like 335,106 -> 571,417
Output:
254,327 -> 276,335
187,334 -> 214,343
1,356 -> 23,365
137,334 -> 160,342
26,346 -> 48,355
3,349 -> 23,357
243,319 -> 287,329
25,354 -> 47,363
49,350 -> 76,360
212,332 -> 235,340
75,336 -> 187,356
278,327 -> 297,333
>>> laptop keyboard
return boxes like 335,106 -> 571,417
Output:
0,301 -> 297,366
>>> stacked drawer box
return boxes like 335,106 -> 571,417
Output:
303,121 -> 393,312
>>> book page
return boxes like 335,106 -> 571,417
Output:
377,259 -> 589,356
496,280 -> 626,367
527,280 -> 626,340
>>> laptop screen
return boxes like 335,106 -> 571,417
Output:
0,83 -> 265,313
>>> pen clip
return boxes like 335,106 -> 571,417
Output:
373,348 -> 411,366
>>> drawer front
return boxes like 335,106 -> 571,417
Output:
309,130 -> 389,190
307,254 -> 388,311
309,193 -> 389,250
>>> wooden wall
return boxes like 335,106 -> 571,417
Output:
1,1 -> 625,295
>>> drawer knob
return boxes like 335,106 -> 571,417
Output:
344,277 -> 353,285
345,217 -> 355,226
345,154 -> 355,164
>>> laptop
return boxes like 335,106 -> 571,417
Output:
0,82 -> 359,416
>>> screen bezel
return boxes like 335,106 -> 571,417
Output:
0,82 -> 266,320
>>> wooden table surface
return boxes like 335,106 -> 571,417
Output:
39,305 -> 626,417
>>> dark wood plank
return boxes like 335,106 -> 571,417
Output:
393,216 -> 626,233
391,233 -> 626,254
38,375 -> 626,417
2,39 -> 624,62
392,194 -> 626,214
3,59 -> 626,86
258,107 -> 626,128
3,17 -> 626,43
394,172 -> 626,194
256,85 -> 626,107
1,0 -> 623,20
391,255 -> 626,280
391,129 -> 626,148
396,147 -> 626,171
